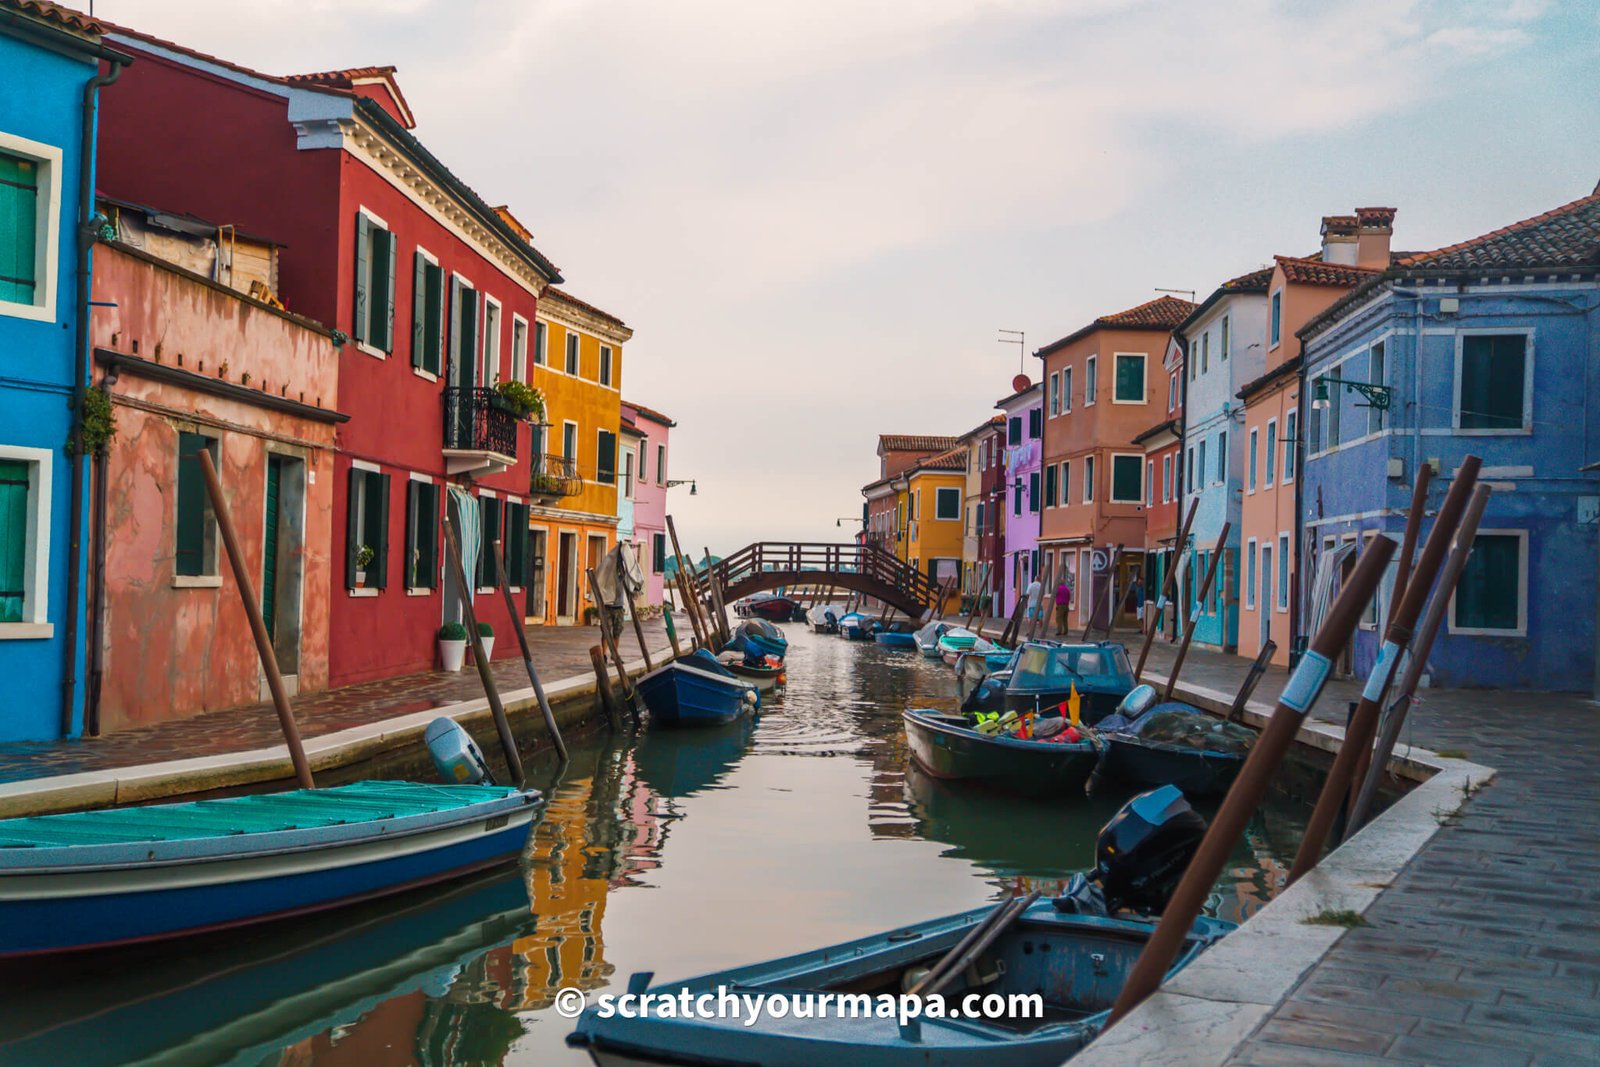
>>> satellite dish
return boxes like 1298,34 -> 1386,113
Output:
1012,373 -> 1032,392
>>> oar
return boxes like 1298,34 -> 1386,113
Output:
911,890 -> 1041,997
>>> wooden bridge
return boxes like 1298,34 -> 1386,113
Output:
698,542 -> 943,619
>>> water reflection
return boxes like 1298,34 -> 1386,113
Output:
0,626 -> 1306,1066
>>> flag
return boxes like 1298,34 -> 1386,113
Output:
1068,682 -> 1081,726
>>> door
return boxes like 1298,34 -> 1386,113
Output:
528,528 -> 548,622
263,458 -> 280,639
557,532 -> 577,623
1259,545 -> 1273,648
262,454 -> 305,682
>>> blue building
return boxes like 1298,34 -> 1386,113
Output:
0,4 -> 121,739
1299,188 -> 1600,692
1175,267 -> 1272,652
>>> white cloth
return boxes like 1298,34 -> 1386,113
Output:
1025,579 -> 1043,607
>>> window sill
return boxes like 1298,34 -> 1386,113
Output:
1451,428 -> 1532,437
172,575 -> 222,589
406,587 -> 434,597
0,622 -> 54,640
0,299 -> 53,323
356,341 -> 389,360
1448,626 -> 1526,638
349,587 -> 380,598
413,366 -> 439,382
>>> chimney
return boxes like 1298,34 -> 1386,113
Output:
1354,206 -> 1396,269
1320,215 -> 1358,265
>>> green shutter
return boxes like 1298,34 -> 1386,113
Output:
0,459 -> 28,623
0,152 -> 39,305
380,228 -> 397,352
1044,464 -> 1057,506
477,496 -> 502,588
353,213 -> 370,344
1113,456 -> 1141,502
411,252 -> 427,369
371,472 -> 390,589
459,289 -> 478,388
345,466 -> 362,589
423,483 -> 439,587
175,433 -> 211,577
1455,534 -> 1520,630
1116,356 -> 1144,402
1460,336 -> 1525,430
424,263 -> 443,375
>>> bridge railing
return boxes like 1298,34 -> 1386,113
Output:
702,542 -> 938,612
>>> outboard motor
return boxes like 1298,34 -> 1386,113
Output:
425,716 -> 494,785
1055,785 -> 1207,916
1114,683 -> 1160,722
960,669 -> 1012,715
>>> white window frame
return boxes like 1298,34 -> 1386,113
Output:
1220,315 -> 1230,362
1082,455 -> 1095,503
1084,356 -> 1097,406
1059,461 -> 1070,507
1049,371 -> 1060,417
565,329 -> 581,376
481,294 -> 502,387
1245,536 -> 1258,610
1063,366 -> 1073,413
1146,459 -> 1154,506
1447,528 -> 1529,637
510,314 -> 529,383
1265,417 -> 1278,487
1109,452 -> 1143,504
656,443 -> 667,485
1269,289 -> 1283,350
354,206 -> 391,360
0,444 -> 53,636
346,458 -> 383,598
1276,532 -> 1290,612
1111,352 -> 1146,405
1162,453 -> 1172,503
1451,328 -> 1535,436
1168,372 -> 1177,413
533,319 -> 548,366
934,486 -> 961,521
562,419 -> 579,461
0,132 -> 62,323
1283,411 -> 1298,483
1247,427 -> 1258,493
405,471 -> 436,597
411,245 -> 442,382
600,344 -> 614,388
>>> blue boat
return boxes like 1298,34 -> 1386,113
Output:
637,650 -> 761,726
904,708 -> 1102,797
735,619 -> 789,660
838,611 -> 876,640
960,641 -> 1135,725
874,630 -> 918,648
1089,685 -> 1254,798
0,781 -> 542,958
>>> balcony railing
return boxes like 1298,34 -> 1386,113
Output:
443,387 -> 519,460
531,454 -> 583,501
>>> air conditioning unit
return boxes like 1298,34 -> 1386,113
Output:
1388,458 -> 1405,480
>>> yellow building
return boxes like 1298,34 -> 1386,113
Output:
530,288 -> 632,625
904,449 -> 967,612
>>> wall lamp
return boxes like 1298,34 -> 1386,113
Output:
1312,376 -> 1392,411
666,479 -> 698,495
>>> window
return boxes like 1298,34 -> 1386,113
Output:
565,330 -> 580,375
1063,367 -> 1073,412
0,447 -> 50,627
621,449 -> 634,497
1162,454 -> 1172,503
1245,539 -> 1257,609
1265,419 -> 1277,485
1277,534 -> 1289,611
1367,342 -> 1385,435
476,495 -> 503,589
346,465 -> 390,591
1452,532 -> 1525,634
450,276 -> 477,381
353,211 -> 396,352
504,501 -> 530,588
481,297 -> 501,387
1458,335 -> 1528,431
1146,460 -> 1154,506
1221,316 -> 1230,361
656,443 -> 666,485
600,344 -> 614,387
411,251 -> 444,375
1049,372 -> 1060,416
1283,412 -> 1297,481
1027,472 -> 1040,513
562,421 -> 578,460
975,500 -> 986,534
1326,375 -> 1341,449
175,432 -> 219,579
597,429 -> 618,484
533,320 -> 548,365
638,439 -> 648,483
1200,332 -> 1209,374
1110,454 -> 1142,503
1013,480 -> 1023,516
1197,440 -> 1206,488
1270,290 -> 1282,347
405,478 -> 439,591
1113,354 -> 1145,403
1059,461 -> 1070,505
1008,416 -> 1021,446
1084,356 -> 1097,405
1028,407 -> 1042,439
1216,430 -> 1227,484
1168,373 -> 1177,412
511,316 -> 529,382
1044,463 -> 1057,507
0,140 -> 61,318
936,486 -> 960,520
1186,447 -> 1194,494
1083,455 -> 1095,502
651,532 -> 667,574
1248,428 -> 1258,491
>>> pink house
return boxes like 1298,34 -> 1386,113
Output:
624,401 -> 675,606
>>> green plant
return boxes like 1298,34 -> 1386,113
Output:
476,620 -> 494,637
1432,748 -> 1468,759
355,544 -> 375,569
439,621 -> 468,641
1302,909 -> 1369,928
492,378 -> 544,420
583,605 -> 600,625
69,388 -> 117,457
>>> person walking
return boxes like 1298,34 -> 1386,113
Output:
1054,577 -> 1073,635
1024,574 -> 1043,624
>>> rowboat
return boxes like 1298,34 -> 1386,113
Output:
936,627 -> 997,666
838,612 -> 876,640
735,619 -> 789,660
874,629 -> 918,649
960,641 -> 1135,725
903,709 -> 1101,797
637,650 -> 762,726
1089,685 -> 1254,798
743,595 -> 798,623
569,788 -> 1231,1067
725,658 -> 785,692
807,603 -> 846,633
913,620 -> 952,658
0,781 -> 542,958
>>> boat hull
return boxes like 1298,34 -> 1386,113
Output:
1096,738 -> 1245,797
747,632 -> 788,660
903,710 -> 1100,797
873,632 -> 917,648
638,661 -> 759,726
746,599 -> 796,622
725,662 -> 783,692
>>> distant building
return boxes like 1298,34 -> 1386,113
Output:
995,383 -> 1043,617
957,415 -> 1005,614
902,448 -> 966,612
1299,191 -> 1600,691
1133,342 -> 1182,637
625,401 -> 675,608
864,434 -> 960,565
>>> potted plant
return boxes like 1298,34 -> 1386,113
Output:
491,378 -> 545,421
475,620 -> 495,662
438,621 -> 468,672
583,605 -> 600,626
355,544 -> 374,587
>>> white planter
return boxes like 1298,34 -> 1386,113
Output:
439,638 -> 467,672
477,635 -> 496,663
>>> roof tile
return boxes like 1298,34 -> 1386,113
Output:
878,434 -> 960,453
1038,295 -> 1198,356
1274,255 -> 1383,288
1399,192 -> 1600,271
2,0 -> 102,34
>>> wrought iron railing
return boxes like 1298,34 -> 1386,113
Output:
442,387 -> 519,459
702,542 -> 942,614
530,455 -> 583,500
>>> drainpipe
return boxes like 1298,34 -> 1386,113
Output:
62,51 -> 130,738
1291,352 -> 1305,662
1175,334 -> 1190,641
85,360 -> 118,737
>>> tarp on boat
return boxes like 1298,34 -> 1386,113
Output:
1103,705 -> 1256,754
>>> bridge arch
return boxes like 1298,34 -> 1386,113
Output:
705,543 -> 941,620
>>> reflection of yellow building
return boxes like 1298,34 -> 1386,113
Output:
529,288 -> 633,625
904,449 -> 966,611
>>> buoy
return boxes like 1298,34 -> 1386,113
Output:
425,717 -> 493,785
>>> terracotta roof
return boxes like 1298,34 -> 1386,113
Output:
1037,295 -> 1198,356
1178,266 -> 1275,333
619,412 -> 644,435
1397,191 -> 1600,271
625,401 -> 675,427
959,414 -> 1005,440
285,65 -> 414,128
1,0 -> 102,35
878,434 -> 960,453
544,287 -> 627,330
1274,255 -> 1383,288
910,447 -> 967,474
1132,418 -> 1180,447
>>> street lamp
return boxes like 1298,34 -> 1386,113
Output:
1312,376 -> 1392,411
836,516 -> 865,528
666,479 -> 698,495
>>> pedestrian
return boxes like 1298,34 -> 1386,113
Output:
1025,574 -> 1043,623
1128,577 -> 1145,624
1054,577 -> 1072,635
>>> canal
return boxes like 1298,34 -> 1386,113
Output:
0,626 -> 1310,1066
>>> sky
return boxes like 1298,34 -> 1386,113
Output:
94,0 -> 1600,554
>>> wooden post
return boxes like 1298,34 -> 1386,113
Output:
442,509 -> 524,787
1349,483 -> 1491,834
1161,524 -> 1230,701
489,537 -> 567,764
663,605 -> 684,658
196,449 -> 314,790
965,562 -> 991,632
703,547 -> 731,646
626,587 -> 654,672
667,515 -> 712,646
1107,535 -> 1396,1028
999,574 -> 1029,647
587,567 -> 641,727
1134,499 -> 1197,681
589,645 -> 623,730
1289,458 -> 1481,883
1226,640 -> 1278,724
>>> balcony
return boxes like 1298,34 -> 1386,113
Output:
530,455 -> 583,503
442,387 -> 519,477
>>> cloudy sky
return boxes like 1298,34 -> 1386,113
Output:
96,0 -> 1598,553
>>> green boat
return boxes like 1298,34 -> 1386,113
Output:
903,709 -> 1102,797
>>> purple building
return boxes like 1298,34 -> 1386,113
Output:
996,381 -> 1043,617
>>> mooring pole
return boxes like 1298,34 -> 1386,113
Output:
1134,499 -> 1197,681
587,567 -> 641,727
196,449 -> 314,790
489,537 -> 566,763
1161,524 -> 1230,701
667,515 -> 712,646
703,547 -> 732,646
1107,535 -> 1396,1028
443,510 -> 524,787
1288,457 -> 1480,883
662,605 -> 684,658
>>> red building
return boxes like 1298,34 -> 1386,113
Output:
1133,335 -> 1185,636
96,32 -> 563,686
974,419 -> 1006,615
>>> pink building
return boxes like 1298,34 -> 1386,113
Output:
625,401 -> 675,606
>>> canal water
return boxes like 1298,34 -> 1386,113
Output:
0,626 -> 1309,1067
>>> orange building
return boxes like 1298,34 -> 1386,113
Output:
901,448 -> 967,610
1036,296 -> 1196,630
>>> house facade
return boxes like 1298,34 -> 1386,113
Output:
96,40 -> 563,688
957,415 -> 1004,613
626,401 -> 674,607
866,434 -> 960,565
995,382 -> 1042,617
1299,191 -> 1600,691
1174,269 -> 1271,652
903,450 -> 965,612
1235,210 -> 1390,667
1037,296 -> 1195,631
0,4 -> 116,740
